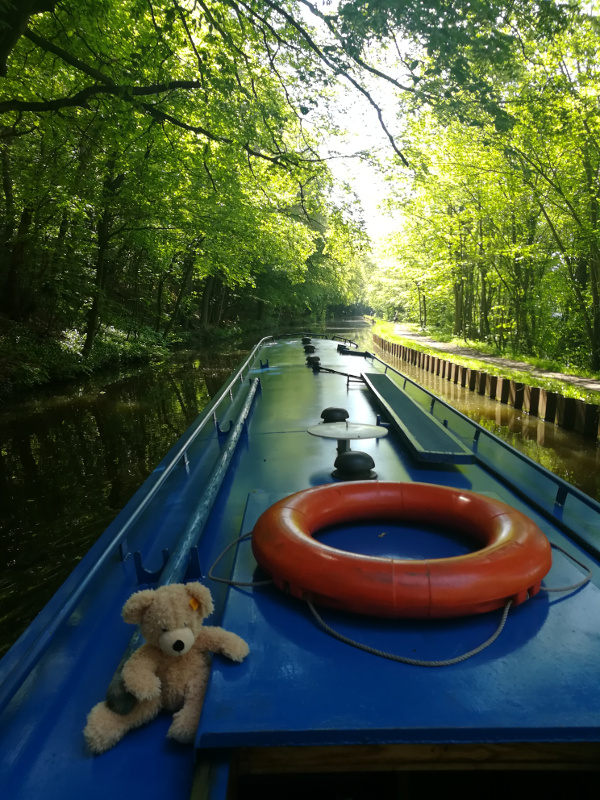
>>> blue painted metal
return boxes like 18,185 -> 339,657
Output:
159,377 -> 260,585
104,377 -> 260,714
2,335 -> 600,800
362,371 -> 474,462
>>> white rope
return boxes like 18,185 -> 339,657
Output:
541,543 -> 592,593
208,534 -> 593,667
306,598 -> 513,667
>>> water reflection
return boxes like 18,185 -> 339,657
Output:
383,353 -> 600,503
0,349 -> 245,656
0,326 -> 372,657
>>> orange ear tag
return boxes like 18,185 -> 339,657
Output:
189,597 -> 200,611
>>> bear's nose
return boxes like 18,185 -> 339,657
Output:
172,640 -> 185,652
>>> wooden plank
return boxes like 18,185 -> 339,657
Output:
236,742 -> 600,775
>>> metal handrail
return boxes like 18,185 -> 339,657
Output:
332,335 -> 358,348
0,339 -> 272,715
366,351 -> 600,526
105,377 -> 261,714
272,332 -> 359,347
275,332 -> 330,340
83,335 -> 273,554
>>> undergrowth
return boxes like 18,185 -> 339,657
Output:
0,320 -> 170,400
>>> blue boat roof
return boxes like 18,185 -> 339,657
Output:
2,335 -> 600,798
197,339 -> 600,750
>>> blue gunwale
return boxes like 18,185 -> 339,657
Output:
2,334 -> 600,800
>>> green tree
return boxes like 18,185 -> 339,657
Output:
1,0 -> 370,368
502,12 -> 600,366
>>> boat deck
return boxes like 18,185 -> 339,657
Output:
196,341 -> 600,773
2,336 -> 600,799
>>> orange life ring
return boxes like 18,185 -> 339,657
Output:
251,482 -> 552,618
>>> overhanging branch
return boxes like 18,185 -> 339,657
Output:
258,0 -> 409,167
0,0 -> 57,76
24,29 -> 116,85
0,80 -> 204,113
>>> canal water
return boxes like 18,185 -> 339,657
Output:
0,323 -> 598,657
378,349 -> 600,502
0,345 -> 247,657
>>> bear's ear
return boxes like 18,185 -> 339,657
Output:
122,589 -> 155,624
185,583 -> 214,619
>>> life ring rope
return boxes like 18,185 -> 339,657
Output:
304,543 -> 591,665
306,598 -> 514,667
540,543 -> 592,594
206,532 -> 591,666
208,536 -> 590,597
207,531 -> 273,588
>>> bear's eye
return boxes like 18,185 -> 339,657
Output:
183,622 -> 188,628
161,627 -> 168,632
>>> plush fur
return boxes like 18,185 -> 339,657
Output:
83,582 -> 248,754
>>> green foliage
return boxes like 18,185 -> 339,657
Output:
335,0 -> 572,129
373,321 -> 600,405
0,0 -> 586,388
0,0 -> 373,385
0,319 -> 169,397
369,7 -> 600,371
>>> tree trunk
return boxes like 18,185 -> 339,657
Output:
155,254 -> 177,332
479,266 -> 490,338
453,278 -> 463,336
200,274 -> 215,330
212,280 -> 227,327
0,143 -> 15,274
82,207 -> 111,358
585,154 -> 600,370
163,252 -> 195,336
0,1 -> 57,76
2,205 -> 33,319
588,241 -> 600,370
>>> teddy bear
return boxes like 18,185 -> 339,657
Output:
83,581 -> 249,754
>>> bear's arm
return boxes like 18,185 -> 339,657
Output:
196,627 -> 249,662
122,644 -> 162,700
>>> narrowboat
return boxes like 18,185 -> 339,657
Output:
2,334 -> 600,799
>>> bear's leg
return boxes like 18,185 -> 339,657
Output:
84,696 -> 162,754
167,683 -> 207,743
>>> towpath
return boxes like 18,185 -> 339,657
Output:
389,324 -> 600,396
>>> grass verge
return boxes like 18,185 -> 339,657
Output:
373,321 -> 600,406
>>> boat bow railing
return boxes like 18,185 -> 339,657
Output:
0,337 -> 273,716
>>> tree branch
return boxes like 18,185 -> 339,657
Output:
0,80 -> 204,113
536,194 -> 594,342
297,0 -> 416,96
24,29 -> 116,84
257,0 -> 410,167
138,100 -> 319,168
0,0 -> 57,76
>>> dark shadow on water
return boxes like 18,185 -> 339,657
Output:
0,348 -> 244,657
0,326 -> 372,657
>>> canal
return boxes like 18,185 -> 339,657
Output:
376,347 -> 600,503
1,323 -> 598,657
